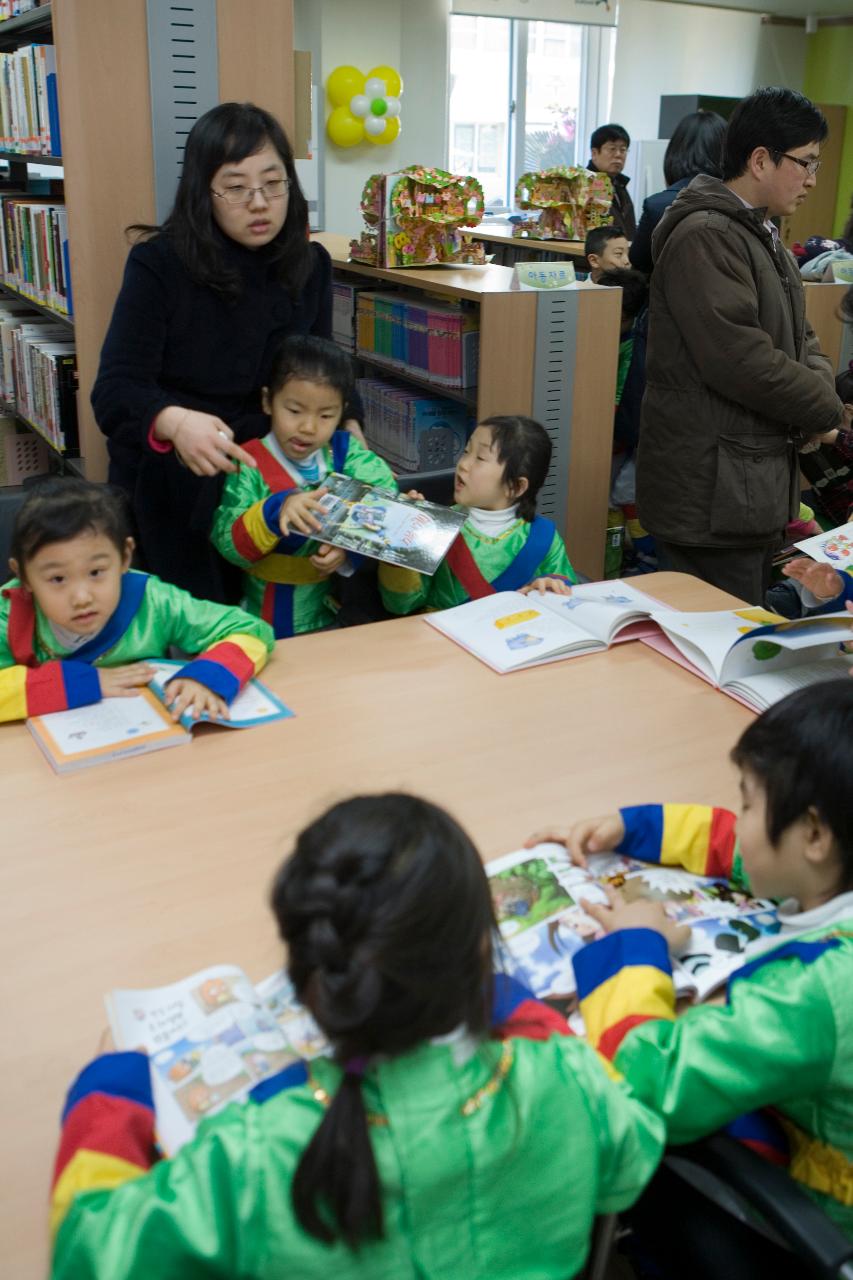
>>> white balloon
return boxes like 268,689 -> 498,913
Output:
364,115 -> 387,137
349,94 -> 370,118
384,96 -> 401,118
365,77 -> 387,98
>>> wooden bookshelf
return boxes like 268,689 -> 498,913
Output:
314,232 -> 621,580
804,281 -> 850,374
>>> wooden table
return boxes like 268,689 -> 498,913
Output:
0,573 -> 753,1278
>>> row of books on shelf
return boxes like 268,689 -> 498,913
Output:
359,374 -> 472,474
356,290 -> 479,389
0,196 -> 71,315
332,281 -> 358,351
0,299 -> 77,451
0,43 -> 61,157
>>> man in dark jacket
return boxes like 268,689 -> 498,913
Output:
587,124 -> 636,240
636,87 -> 845,602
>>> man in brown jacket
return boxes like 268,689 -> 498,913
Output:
637,87 -> 845,602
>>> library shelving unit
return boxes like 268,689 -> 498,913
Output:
0,3 -> 78,467
803,281 -> 851,375
0,0 -> 301,484
314,231 -> 621,580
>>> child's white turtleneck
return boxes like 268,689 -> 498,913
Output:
464,504 -> 520,537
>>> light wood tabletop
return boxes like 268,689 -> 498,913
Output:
0,572 -> 754,1278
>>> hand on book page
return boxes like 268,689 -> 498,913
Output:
783,557 -> 845,603
162,677 -> 229,723
580,882 -> 692,955
98,663 -> 156,698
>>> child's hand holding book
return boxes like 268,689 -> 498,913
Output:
163,677 -> 230,722
525,813 -> 627,869
782,557 -> 844,603
98,663 -> 156,699
279,488 -> 329,537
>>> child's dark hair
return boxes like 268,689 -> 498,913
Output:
730,681 -> 853,891
266,333 -> 355,410
590,123 -> 630,152
10,478 -> 130,572
597,268 -> 650,321
480,415 -> 552,521
585,225 -> 626,259
130,102 -> 311,302
271,793 -> 496,1248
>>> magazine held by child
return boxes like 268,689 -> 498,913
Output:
27,662 -> 292,773
794,519 -> 853,569
310,474 -> 466,574
490,843 -> 780,1008
107,965 -> 328,1154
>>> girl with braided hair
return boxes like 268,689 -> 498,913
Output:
49,794 -> 664,1279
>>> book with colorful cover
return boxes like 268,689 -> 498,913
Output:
489,844 -> 781,1009
27,662 -> 293,773
794,520 -> 853,570
106,965 -> 328,1154
311,473 -> 466,574
424,579 -> 663,672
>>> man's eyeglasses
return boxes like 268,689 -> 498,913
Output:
210,178 -> 289,206
773,151 -> 821,177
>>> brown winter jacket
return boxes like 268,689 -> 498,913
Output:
636,175 -> 843,548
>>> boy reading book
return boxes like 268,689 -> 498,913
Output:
528,679 -> 853,1246
0,478 -> 273,723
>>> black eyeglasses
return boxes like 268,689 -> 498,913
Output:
773,151 -> 821,177
210,178 -> 289,206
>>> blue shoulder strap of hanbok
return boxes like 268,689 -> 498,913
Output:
491,516 -> 555,591
71,572 -> 150,663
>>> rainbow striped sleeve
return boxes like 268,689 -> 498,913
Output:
491,972 -> 574,1041
618,803 -> 737,879
173,632 -> 270,705
229,495 -> 289,563
0,658 -> 101,723
573,928 -> 676,1061
50,1052 -> 157,1238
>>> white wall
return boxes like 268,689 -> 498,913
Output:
295,0 -> 450,236
610,0 -> 807,141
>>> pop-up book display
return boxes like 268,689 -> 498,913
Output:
349,164 -> 486,268
513,166 -> 613,241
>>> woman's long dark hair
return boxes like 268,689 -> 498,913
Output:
271,794 -> 497,1249
130,102 -> 311,301
663,109 -> 727,186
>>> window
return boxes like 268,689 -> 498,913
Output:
448,13 -> 612,213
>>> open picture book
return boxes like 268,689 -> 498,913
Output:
311,473 -> 466,575
641,607 -> 853,711
107,965 -> 328,1155
489,843 -> 781,1009
424,579 -> 662,672
27,661 -> 293,773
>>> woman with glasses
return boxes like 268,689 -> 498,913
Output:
92,102 -> 350,602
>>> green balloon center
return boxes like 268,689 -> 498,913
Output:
370,97 -> 387,116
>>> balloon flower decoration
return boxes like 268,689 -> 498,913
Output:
327,64 -> 402,148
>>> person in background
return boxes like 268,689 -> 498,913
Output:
587,124 -> 636,239
597,269 -> 656,574
637,87 -> 845,603
630,110 -> 727,276
92,102 -> 362,605
584,226 -> 631,282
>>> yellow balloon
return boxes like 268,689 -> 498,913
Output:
367,64 -> 402,98
366,115 -> 400,146
326,65 -> 365,108
327,105 -> 365,148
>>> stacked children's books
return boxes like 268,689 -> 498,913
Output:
358,375 -> 471,473
0,42 -> 60,156
356,290 -> 479,389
